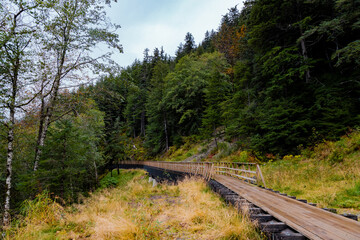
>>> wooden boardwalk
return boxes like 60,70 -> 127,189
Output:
120,161 -> 360,239
215,174 -> 360,240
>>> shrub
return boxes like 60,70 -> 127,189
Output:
20,192 -> 63,225
329,149 -> 344,165
99,177 -> 119,189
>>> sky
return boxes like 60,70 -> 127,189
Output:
103,0 -> 243,68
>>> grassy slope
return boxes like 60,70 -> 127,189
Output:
262,131 -> 360,215
6,169 -> 262,240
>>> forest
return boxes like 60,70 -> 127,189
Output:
1,0 -> 359,229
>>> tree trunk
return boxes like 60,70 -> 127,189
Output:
297,0 -> 311,83
300,38 -> 311,83
61,135 -> 67,200
247,82 -> 251,107
34,9 -> 71,171
213,124 -> 218,148
140,111 -> 146,137
93,160 -> 98,185
33,79 -> 47,171
3,40 -> 19,228
133,115 -> 136,138
164,115 -> 169,151
34,46 -> 66,171
70,175 -> 74,201
3,108 -> 15,228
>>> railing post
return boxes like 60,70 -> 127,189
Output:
256,164 -> 266,188
207,162 -> 214,181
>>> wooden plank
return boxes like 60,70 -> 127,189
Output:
216,166 -> 256,174
231,162 -> 257,165
216,171 -> 256,182
214,174 -> 360,240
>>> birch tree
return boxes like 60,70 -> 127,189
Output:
0,0 -> 38,228
33,0 -> 122,171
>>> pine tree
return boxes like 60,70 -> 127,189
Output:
183,32 -> 195,55
145,61 -> 171,153
202,67 -> 231,145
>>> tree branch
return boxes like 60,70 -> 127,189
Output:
49,108 -> 74,124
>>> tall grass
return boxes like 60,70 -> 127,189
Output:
5,169 -> 262,239
4,192 -> 64,239
262,130 -> 360,214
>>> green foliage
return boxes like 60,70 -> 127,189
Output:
150,52 -> 230,149
345,182 -> 360,197
334,40 -> 360,67
329,149 -> 344,164
260,46 -> 314,91
202,60 -> 231,137
145,61 -> 171,154
164,54 -> 208,131
99,175 -> 119,189
99,169 -> 145,189
35,105 -> 104,203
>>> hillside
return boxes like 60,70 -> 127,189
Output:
262,130 -> 360,215
160,130 -> 360,216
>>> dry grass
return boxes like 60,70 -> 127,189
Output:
6,169 -> 262,240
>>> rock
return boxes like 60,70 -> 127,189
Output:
152,178 -> 158,187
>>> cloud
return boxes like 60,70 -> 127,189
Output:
106,0 -> 242,67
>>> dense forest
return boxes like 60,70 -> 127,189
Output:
1,0 -> 359,228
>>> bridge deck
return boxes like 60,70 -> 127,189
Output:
214,174 -> 360,240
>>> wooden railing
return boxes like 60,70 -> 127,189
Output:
212,162 -> 266,187
119,161 -> 266,187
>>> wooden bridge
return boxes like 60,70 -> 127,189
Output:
119,161 -> 360,240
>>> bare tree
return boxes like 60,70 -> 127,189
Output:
33,0 -> 122,171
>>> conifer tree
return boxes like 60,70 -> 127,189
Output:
183,32 -> 195,55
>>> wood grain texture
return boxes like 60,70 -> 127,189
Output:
214,174 -> 360,240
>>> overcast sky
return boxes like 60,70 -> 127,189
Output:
103,0 -> 242,67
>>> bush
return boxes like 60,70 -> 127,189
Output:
329,149 -> 344,165
20,192 -> 63,225
99,176 -> 119,189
